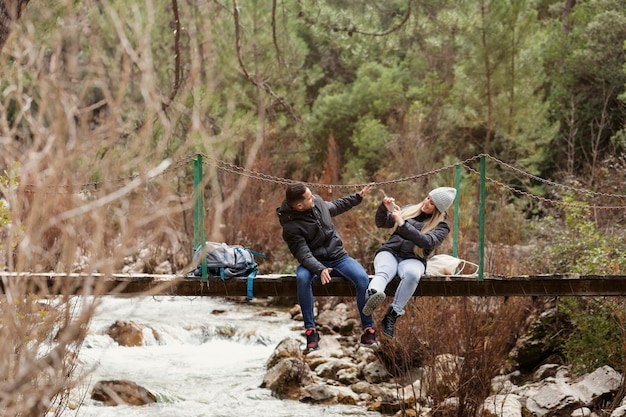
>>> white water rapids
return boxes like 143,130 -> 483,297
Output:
53,296 -> 381,417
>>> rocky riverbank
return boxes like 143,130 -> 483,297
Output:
261,301 -> 626,417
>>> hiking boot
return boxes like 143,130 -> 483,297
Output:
363,288 -> 386,316
305,328 -> 320,351
360,327 -> 378,348
381,306 -> 401,339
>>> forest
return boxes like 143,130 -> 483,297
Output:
1,0 -> 625,274
0,0 -> 625,415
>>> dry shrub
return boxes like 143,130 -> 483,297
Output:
0,1 -> 202,414
211,164 -> 285,267
0,291 -> 97,416
376,296 -> 533,417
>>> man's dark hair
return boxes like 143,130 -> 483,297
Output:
286,182 -> 307,207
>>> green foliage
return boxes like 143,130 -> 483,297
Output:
0,163 -> 19,269
543,0 -> 626,172
0,163 -> 19,228
545,195 -> 626,274
447,0 -> 555,172
0,201 -> 8,227
559,297 -> 624,374
0,196 -> 10,228
2,0 -> 625,276
306,62 -> 414,174
345,116 -> 392,177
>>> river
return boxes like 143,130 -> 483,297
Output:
55,296 -> 381,417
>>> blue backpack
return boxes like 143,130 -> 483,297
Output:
192,242 -> 265,299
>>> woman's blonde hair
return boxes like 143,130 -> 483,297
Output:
392,198 -> 446,258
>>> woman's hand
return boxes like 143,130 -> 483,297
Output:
391,207 -> 404,227
383,197 -> 404,226
383,196 -> 398,212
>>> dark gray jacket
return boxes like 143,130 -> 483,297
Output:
375,203 -> 450,265
276,193 -> 363,276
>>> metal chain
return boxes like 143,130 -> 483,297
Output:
483,154 -> 626,199
15,152 -> 626,210
203,152 -> 483,190
200,153 -> 294,186
21,154 -> 194,194
462,163 -> 626,210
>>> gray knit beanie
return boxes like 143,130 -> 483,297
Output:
428,187 -> 457,213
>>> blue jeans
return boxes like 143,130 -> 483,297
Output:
369,250 -> 425,315
296,255 -> 373,330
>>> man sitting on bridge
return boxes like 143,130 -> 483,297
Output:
276,182 -> 377,351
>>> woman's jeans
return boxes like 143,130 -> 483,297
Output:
369,250 -> 425,315
296,255 -> 373,330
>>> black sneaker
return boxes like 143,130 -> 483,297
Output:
363,288 -> 386,316
360,328 -> 378,348
305,328 -> 320,351
381,306 -> 401,339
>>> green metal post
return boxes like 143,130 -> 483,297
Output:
453,165 -> 460,258
478,156 -> 485,281
194,155 -> 207,282
193,158 -> 200,249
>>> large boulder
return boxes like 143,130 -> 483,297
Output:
91,380 -> 156,406
261,357 -> 313,399
316,302 -> 359,336
508,301 -> 566,370
265,337 -> 302,369
484,365 -> 623,417
107,320 -> 144,347
513,365 -> 622,417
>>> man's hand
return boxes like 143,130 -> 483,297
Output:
320,267 -> 333,285
359,182 -> 375,198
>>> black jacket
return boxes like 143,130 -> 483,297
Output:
276,193 -> 363,276
375,202 -> 450,265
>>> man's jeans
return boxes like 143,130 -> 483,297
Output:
296,255 -> 373,330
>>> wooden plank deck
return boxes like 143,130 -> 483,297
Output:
1,272 -> 625,297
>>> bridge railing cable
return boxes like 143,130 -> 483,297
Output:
201,152 -> 484,191
13,152 -> 626,281
18,152 -> 626,208
461,163 -> 626,210
203,152 -> 626,209
481,154 -> 626,203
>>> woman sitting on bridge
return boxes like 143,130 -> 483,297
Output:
363,187 -> 457,339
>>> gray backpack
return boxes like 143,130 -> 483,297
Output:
192,242 -> 265,299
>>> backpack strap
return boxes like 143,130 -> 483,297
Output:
246,269 -> 257,301
248,249 -> 266,259
243,248 -> 263,300
215,262 -> 255,301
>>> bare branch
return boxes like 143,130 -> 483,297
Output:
165,0 -> 183,108
298,0 -> 412,38
232,0 -> 299,121
271,0 -> 284,66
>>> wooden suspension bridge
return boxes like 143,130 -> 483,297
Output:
2,272 -> 625,298
5,154 -> 625,299
175,155 -> 625,299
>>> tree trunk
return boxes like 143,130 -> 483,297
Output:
0,0 -> 30,50
562,0 -> 576,33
